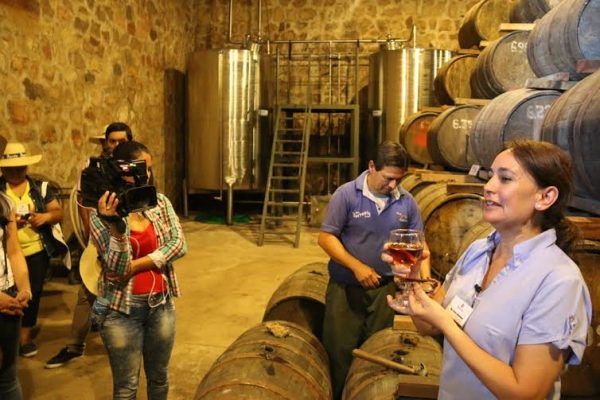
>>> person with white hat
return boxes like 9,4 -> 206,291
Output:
0,136 -> 32,400
0,142 -> 67,358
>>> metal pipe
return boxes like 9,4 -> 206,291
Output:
214,52 -> 224,203
269,38 -> 409,45
275,47 -> 280,105
226,182 -> 234,225
183,178 -> 188,218
257,0 -> 262,39
328,42 -> 333,103
228,0 -> 234,43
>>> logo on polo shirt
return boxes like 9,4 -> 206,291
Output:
352,210 -> 371,219
396,212 -> 408,222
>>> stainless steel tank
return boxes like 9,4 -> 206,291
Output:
187,49 -> 271,193
368,47 -> 453,150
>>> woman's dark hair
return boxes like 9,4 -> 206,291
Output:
0,192 -> 12,270
113,141 -> 154,185
508,140 -> 581,257
374,140 -> 409,170
0,192 -> 11,226
113,141 -> 150,161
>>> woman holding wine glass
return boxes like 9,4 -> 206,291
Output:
386,140 -> 591,399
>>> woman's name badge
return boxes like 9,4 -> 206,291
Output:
446,296 -> 473,328
16,203 -> 29,216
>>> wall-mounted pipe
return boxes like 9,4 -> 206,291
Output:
257,0 -> 262,40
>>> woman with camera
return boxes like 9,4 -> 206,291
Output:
88,141 -> 187,400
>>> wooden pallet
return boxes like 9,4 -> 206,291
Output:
393,315 -> 417,331
412,170 -> 482,185
525,72 -> 578,91
499,23 -> 535,32
577,59 -> 600,74
454,97 -> 492,106
567,216 -> 600,241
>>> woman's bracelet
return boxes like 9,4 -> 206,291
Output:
99,214 -> 126,234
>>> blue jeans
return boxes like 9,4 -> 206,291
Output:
0,312 -> 23,400
99,294 -> 176,400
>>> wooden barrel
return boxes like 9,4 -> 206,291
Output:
458,0 -> 511,49
413,183 -> 484,279
427,105 -> 481,171
263,262 -> 329,339
456,220 -> 494,262
434,54 -> 478,104
194,320 -> 332,400
399,112 -> 439,165
470,31 -> 536,99
469,88 -> 561,167
342,328 -> 442,400
541,69 -> 600,199
527,0 -> 600,80
509,0 -> 560,23
561,241 -> 600,398
399,173 -> 437,198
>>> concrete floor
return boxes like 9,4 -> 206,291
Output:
18,217 -> 328,399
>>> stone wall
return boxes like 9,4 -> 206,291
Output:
196,0 -> 481,51
1,0 -> 482,202
0,0 -> 196,196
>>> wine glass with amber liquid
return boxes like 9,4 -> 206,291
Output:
388,229 -> 425,307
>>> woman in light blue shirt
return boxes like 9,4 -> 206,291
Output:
387,140 -> 592,399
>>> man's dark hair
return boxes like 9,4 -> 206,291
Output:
374,140 -> 409,170
104,122 -> 133,141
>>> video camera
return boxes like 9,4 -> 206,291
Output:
80,156 -> 157,217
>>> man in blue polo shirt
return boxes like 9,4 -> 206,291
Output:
318,140 -> 430,399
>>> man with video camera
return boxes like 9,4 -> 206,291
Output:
85,141 -> 187,399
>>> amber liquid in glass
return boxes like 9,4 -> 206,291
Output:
388,242 -> 424,267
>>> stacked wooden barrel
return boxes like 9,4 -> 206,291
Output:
469,88 -> 561,167
434,54 -> 478,104
399,111 -> 439,166
527,0 -> 600,80
458,0 -> 511,49
427,105 -> 481,171
509,0 -> 560,23
470,30 -> 536,98
541,69 -> 600,199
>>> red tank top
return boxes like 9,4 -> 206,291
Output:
130,223 -> 165,294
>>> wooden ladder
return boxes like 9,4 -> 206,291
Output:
258,105 -> 312,247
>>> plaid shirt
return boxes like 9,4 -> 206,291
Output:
89,192 -> 187,314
